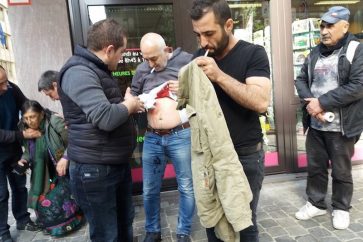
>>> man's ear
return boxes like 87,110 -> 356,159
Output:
164,46 -> 173,53
343,22 -> 350,34
52,81 -> 57,89
105,45 -> 115,57
225,18 -> 234,33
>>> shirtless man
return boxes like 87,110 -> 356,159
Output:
131,33 -> 195,242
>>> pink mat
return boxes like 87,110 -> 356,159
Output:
131,146 -> 363,182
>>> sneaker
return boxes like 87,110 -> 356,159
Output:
295,201 -> 327,220
0,234 -> 13,242
143,232 -> 161,242
177,234 -> 191,242
332,210 -> 350,230
16,220 -> 41,231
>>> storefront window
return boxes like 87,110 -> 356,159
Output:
292,0 -> 363,167
227,1 -> 279,168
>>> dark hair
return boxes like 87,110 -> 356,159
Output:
87,19 -> 126,51
21,100 -> 44,116
190,0 -> 231,27
38,70 -> 59,92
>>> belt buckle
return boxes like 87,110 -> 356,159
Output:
155,129 -> 170,136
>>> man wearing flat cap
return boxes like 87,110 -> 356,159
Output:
295,6 -> 363,230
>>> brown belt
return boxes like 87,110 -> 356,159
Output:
235,142 -> 263,156
146,122 -> 190,136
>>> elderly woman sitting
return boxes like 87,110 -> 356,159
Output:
17,100 -> 83,236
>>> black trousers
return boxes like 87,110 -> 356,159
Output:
306,128 -> 356,211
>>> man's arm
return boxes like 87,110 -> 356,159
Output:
9,82 -> 28,110
294,55 -> 314,100
0,129 -> 41,143
195,48 -> 271,113
214,74 -> 270,113
319,45 -> 363,110
62,66 -> 141,131
0,129 -> 23,143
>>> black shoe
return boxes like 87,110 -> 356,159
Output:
177,234 -> 191,242
16,220 -> 41,231
143,232 -> 162,242
0,234 -> 13,242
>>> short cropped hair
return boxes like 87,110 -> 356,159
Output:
190,0 -> 232,27
38,70 -> 59,92
87,18 -> 126,52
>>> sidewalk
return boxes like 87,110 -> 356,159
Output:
8,164 -> 363,242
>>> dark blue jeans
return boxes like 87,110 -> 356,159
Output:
0,156 -> 31,237
206,148 -> 265,242
69,161 -> 135,242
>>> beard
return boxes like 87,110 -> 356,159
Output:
208,30 -> 229,58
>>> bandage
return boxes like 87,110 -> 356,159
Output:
178,109 -> 189,124
323,112 -> 335,122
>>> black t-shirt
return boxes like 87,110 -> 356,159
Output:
194,40 -> 270,147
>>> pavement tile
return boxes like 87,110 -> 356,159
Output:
295,234 -> 318,242
7,165 -> 363,241
275,236 -> 297,242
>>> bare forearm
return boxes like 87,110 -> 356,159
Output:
217,74 -> 271,113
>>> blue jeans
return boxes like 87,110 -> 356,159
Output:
206,148 -> 265,242
69,161 -> 134,242
143,128 -> 195,235
0,156 -> 31,237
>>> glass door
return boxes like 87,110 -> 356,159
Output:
227,1 -> 282,173
69,0 -> 187,193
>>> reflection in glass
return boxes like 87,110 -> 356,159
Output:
228,1 -> 279,168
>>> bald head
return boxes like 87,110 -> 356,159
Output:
140,33 -> 166,53
140,33 -> 170,72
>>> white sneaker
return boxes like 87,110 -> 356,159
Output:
332,210 -> 350,230
295,201 -> 327,220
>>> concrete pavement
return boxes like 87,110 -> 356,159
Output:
7,164 -> 363,242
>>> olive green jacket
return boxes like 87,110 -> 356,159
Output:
177,61 -> 253,242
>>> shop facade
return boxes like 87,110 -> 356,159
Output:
66,0 -> 363,192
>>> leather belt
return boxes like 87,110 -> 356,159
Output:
146,122 -> 190,136
235,142 -> 263,156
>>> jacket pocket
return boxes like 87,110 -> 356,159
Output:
189,116 -> 203,153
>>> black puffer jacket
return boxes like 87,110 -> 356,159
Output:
58,45 -> 136,165
295,33 -> 363,138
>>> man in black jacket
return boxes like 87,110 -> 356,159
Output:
295,6 -> 363,230
59,19 -> 144,242
0,66 -> 40,242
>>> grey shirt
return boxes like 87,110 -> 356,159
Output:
62,65 -> 129,132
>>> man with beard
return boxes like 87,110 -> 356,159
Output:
190,0 -> 271,241
295,6 -> 363,230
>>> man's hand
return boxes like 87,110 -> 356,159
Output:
194,56 -> 226,83
123,87 -> 145,114
168,80 -> 179,94
305,98 -> 324,117
315,113 -> 325,123
56,158 -> 68,176
18,159 -> 28,166
23,129 -> 41,139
